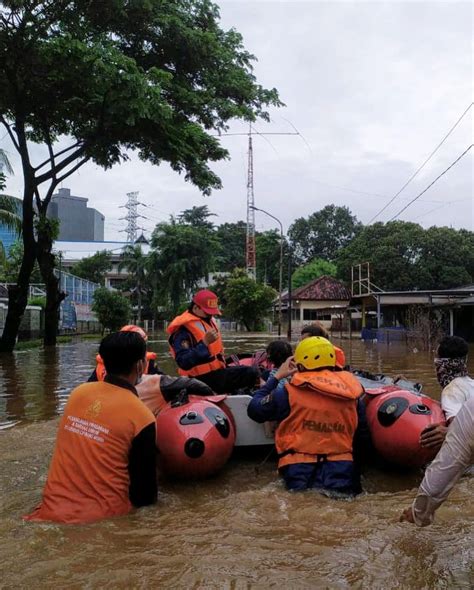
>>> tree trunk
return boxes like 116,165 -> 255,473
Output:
36,219 -> 66,346
0,184 -> 36,353
137,281 -> 142,323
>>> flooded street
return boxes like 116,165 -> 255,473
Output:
0,336 -> 472,589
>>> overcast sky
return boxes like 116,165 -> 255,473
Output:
1,0 -> 472,240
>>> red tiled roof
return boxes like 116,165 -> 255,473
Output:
283,275 -> 351,301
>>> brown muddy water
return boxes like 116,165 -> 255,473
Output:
0,336 -> 472,589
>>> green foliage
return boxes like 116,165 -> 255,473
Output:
255,229 -> 289,289
336,222 -> 474,290
71,251 -> 112,285
27,296 -> 46,309
151,209 -> 219,312
0,240 -> 42,283
292,258 -> 337,290
119,244 -> 148,320
222,269 -> 276,331
288,205 -> 362,265
92,287 -> 131,332
0,150 -> 13,192
215,221 -> 247,272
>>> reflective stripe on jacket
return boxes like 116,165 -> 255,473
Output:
167,311 -> 226,377
276,370 -> 363,469
95,351 -> 158,381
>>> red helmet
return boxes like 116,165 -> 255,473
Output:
120,324 -> 148,342
192,289 -> 221,315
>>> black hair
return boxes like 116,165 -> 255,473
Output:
266,340 -> 293,368
437,335 -> 468,359
99,332 -> 146,376
301,322 -> 329,339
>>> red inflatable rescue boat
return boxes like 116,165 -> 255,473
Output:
364,385 -> 446,468
155,393 -> 236,479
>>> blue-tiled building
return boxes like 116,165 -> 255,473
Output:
0,196 -> 21,255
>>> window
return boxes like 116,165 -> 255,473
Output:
303,309 -> 332,321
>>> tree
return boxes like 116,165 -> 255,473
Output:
223,268 -> 276,331
288,205 -> 362,265
92,287 -> 131,334
0,148 -> 13,192
71,251 -> 112,285
0,1 -> 280,352
215,221 -> 247,272
151,216 -> 218,313
118,245 -> 148,322
336,221 -> 474,291
292,258 -> 337,290
178,205 -> 216,231
0,194 -> 21,263
255,229 -> 290,289
0,240 -> 42,283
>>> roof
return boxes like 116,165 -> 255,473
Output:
53,240 -> 151,261
283,275 -> 351,302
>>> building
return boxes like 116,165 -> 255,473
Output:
0,195 -> 21,255
54,240 -> 150,289
282,275 -> 352,334
48,188 -> 104,241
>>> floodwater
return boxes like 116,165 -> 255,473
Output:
0,336 -> 472,589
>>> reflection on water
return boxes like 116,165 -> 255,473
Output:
0,335 -> 472,588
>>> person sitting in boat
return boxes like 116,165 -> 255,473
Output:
420,335 -> 473,452
300,322 -> 346,368
401,395 -> 474,526
247,336 -> 367,496
24,331 -> 157,525
266,339 -> 293,389
89,324 -> 161,382
167,289 -> 260,394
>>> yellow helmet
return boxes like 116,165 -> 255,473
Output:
294,336 -> 336,370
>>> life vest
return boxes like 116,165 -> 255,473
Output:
167,311 -> 226,377
136,375 -> 167,417
24,380 -> 155,524
95,351 -> 158,381
276,369 -> 363,469
334,346 -> 346,369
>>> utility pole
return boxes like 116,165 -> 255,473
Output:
119,191 -> 147,243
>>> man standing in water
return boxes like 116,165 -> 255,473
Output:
25,331 -> 157,524
420,335 -> 473,451
167,289 -> 259,394
401,395 -> 474,526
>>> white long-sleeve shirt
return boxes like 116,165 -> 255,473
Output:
441,375 -> 474,420
412,395 -> 474,526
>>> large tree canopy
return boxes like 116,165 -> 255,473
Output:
288,205 -> 362,265
336,221 -> 474,291
0,0 -> 280,351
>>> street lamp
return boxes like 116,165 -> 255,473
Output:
250,205 -> 285,338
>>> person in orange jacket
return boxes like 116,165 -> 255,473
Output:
167,289 -> 260,394
89,324 -> 161,382
24,331 -> 158,525
248,336 -> 367,496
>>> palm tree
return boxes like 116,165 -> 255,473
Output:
118,244 -> 148,323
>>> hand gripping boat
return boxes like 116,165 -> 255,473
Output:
155,391 -> 236,478
363,384 -> 446,468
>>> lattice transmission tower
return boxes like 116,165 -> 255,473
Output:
119,191 -> 146,242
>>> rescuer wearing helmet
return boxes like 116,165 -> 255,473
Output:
300,322 -> 346,369
167,289 -> 260,394
89,324 -> 161,382
247,336 -> 367,496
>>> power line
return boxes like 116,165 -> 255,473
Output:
388,144 -> 473,222
369,101 -> 473,223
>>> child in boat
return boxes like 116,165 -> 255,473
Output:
248,336 -> 367,496
266,340 -> 293,387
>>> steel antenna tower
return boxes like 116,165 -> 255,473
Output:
217,124 -> 300,279
119,191 -> 146,242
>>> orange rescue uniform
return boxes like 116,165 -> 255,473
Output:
276,370 -> 363,469
25,380 -> 155,524
167,310 -> 226,377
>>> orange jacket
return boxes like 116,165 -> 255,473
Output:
276,370 -> 363,468
334,346 -> 346,369
167,310 -> 226,377
136,375 -> 167,417
95,351 -> 158,381
24,381 -> 155,524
